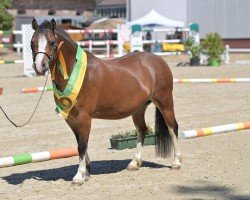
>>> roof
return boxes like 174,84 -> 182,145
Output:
88,17 -> 125,29
11,0 -> 96,11
97,0 -> 126,6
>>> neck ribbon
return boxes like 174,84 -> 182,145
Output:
52,45 -> 87,119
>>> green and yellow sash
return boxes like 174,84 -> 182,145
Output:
52,45 -> 87,119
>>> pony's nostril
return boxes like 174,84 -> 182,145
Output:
42,63 -> 46,68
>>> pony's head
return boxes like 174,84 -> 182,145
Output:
31,19 -> 58,75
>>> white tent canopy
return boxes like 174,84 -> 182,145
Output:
128,9 -> 184,27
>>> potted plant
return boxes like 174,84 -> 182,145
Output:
201,33 -> 225,66
110,126 -> 155,150
184,38 -> 201,66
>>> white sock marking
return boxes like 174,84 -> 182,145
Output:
73,156 -> 86,182
167,126 -> 181,165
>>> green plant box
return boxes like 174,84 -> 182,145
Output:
190,57 -> 200,66
110,134 -> 156,150
209,59 -> 221,66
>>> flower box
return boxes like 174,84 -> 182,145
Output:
110,134 -> 155,150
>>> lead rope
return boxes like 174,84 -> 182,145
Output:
0,72 -> 49,127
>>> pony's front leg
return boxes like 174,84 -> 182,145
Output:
72,116 -> 91,185
72,151 -> 91,185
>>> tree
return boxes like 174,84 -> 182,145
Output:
0,0 -> 14,30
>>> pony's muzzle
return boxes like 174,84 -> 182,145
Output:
33,62 -> 48,75
33,53 -> 50,75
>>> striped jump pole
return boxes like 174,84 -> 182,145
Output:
77,40 -> 118,46
0,147 -> 78,168
66,29 -> 118,34
21,86 -> 53,93
0,30 -> 22,35
0,43 -> 23,48
0,60 -> 24,64
96,54 -> 120,59
20,77 -> 250,94
143,39 -> 184,44
173,78 -> 250,83
179,121 -> 250,139
155,52 -> 183,56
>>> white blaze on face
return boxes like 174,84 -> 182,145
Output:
35,34 -> 48,73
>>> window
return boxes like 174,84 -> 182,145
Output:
48,9 -> 56,15
62,19 -> 72,24
17,8 -> 26,14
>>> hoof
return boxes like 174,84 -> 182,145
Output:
127,159 -> 141,171
171,163 -> 181,170
72,178 -> 84,186
127,164 -> 139,171
84,175 -> 90,182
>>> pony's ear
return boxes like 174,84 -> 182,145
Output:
32,18 -> 38,31
51,19 -> 56,32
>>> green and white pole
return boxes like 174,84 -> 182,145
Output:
0,147 -> 78,168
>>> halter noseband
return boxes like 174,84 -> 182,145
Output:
32,29 -> 58,70
33,51 -> 52,61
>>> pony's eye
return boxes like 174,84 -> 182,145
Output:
49,41 -> 55,46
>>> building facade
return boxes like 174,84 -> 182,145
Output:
188,0 -> 250,48
10,0 -> 96,16
8,0 -> 96,29
7,0 -> 97,42
96,0 -> 126,18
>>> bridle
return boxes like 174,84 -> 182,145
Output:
33,51 -> 52,61
32,29 -> 59,71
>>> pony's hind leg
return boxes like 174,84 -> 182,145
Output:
166,116 -> 181,169
155,105 -> 181,169
127,103 -> 149,171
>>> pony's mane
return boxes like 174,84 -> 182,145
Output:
39,20 -> 77,47
55,29 -> 77,47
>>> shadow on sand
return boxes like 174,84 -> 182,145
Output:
171,181 -> 249,200
2,159 -> 170,185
